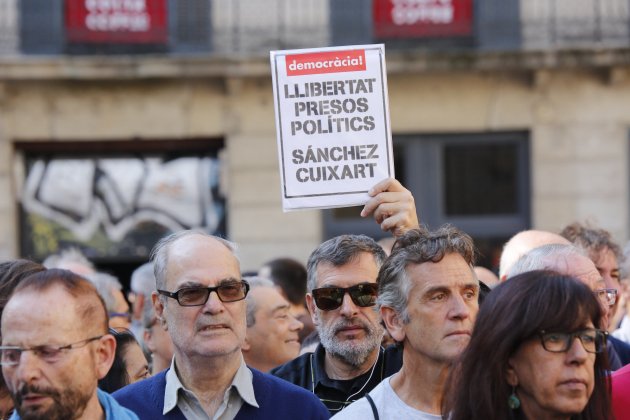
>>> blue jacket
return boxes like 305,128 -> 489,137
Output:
113,367 -> 329,419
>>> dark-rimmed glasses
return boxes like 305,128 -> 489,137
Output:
158,280 -> 250,306
594,288 -> 618,307
312,283 -> 378,311
0,335 -> 103,366
538,328 -> 607,354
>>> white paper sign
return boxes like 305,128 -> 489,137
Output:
270,44 -> 394,211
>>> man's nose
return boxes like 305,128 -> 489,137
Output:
14,351 -> 43,383
338,292 -> 359,318
202,290 -> 225,314
290,314 -> 304,332
448,294 -> 472,320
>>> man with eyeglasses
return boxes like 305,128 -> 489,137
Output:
509,243 -> 630,370
331,226 -> 479,419
113,230 -> 329,419
0,268 -> 138,420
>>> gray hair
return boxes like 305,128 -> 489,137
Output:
306,234 -> 387,292
560,221 -> 622,260
508,244 -> 587,279
377,225 -> 476,323
150,230 -> 239,290
130,262 -> 156,296
43,248 -> 94,271
84,271 -> 123,313
244,276 -> 275,328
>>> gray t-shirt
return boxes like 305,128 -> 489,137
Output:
331,375 -> 442,420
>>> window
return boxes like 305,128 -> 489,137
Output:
324,131 -> 530,269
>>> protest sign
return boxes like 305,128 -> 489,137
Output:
270,44 -> 394,211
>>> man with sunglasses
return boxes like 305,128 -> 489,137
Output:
270,235 -> 401,415
0,268 -> 138,420
113,231 -> 329,419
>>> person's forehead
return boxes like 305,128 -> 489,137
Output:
251,287 -> 289,313
595,247 -> 618,269
560,254 -> 602,289
406,253 -> 475,290
2,287 -> 86,343
167,236 -> 240,288
315,252 -> 378,288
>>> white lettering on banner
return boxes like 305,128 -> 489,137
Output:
287,55 -> 364,72
86,0 -> 147,12
391,0 -> 455,25
84,0 -> 150,32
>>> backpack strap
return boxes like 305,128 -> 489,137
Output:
365,394 -> 379,420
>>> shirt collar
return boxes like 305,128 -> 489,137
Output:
163,355 -> 259,414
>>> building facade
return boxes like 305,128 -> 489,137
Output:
0,0 -> 629,274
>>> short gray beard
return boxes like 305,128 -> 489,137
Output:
318,314 -> 383,368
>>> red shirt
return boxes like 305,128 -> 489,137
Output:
612,363 -> 630,419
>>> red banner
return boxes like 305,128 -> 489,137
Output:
373,0 -> 473,39
285,50 -> 366,76
65,0 -> 167,44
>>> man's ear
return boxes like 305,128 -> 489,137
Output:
143,329 -> 156,354
95,334 -> 117,380
242,335 -> 251,352
505,357 -> 519,387
380,306 -> 406,343
152,292 -> 167,331
305,293 -> 319,326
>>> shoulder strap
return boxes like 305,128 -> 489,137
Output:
365,394 -> 379,420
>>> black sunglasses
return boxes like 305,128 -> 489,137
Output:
158,280 -> 250,306
311,283 -> 378,311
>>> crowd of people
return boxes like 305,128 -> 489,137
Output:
0,177 -> 630,419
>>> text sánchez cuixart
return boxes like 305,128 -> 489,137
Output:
291,144 -> 379,183
284,78 -> 377,136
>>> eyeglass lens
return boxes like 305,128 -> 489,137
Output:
540,329 -> 605,353
595,288 -> 617,306
177,283 -> 247,306
313,283 -> 378,311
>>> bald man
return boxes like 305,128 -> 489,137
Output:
0,269 -> 137,420
498,230 -> 570,281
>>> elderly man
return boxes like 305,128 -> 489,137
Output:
113,231 -> 328,419
242,277 -> 303,372
332,225 -> 479,418
0,269 -> 137,420
509,243 -> 630,370
498,229 -> 571,281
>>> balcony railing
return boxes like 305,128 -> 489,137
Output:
0,0 -> 628,58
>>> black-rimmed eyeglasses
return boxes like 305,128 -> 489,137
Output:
158,280 -> 250,306
538,328 -> 607,354
0,335 -> 103,366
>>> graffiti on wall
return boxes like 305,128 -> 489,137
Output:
20,156 -> 225,259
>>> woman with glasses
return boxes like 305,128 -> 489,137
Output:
443,270 -> 611,420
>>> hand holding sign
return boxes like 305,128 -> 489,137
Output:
361,178 -> 419,237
